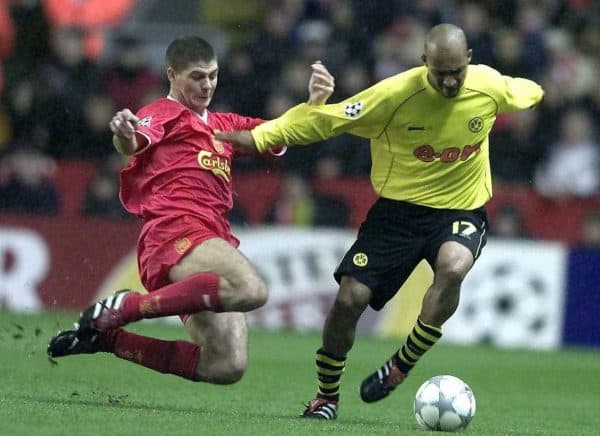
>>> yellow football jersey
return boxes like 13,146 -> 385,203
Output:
252,64 -> 544,209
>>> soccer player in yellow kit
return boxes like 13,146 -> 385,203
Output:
217,23 -> 544,420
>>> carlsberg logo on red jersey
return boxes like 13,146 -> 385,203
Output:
197,150 -> 231,182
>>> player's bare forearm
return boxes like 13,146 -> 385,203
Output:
112,135 -> 137,155
110,109 -> 139,155
214,130 -> 257,154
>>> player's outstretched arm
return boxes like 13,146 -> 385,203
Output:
215,130 -> 257,154
110,109 -> 139,155
215,61 -> 335,152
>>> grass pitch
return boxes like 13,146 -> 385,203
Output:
0,310 -> 598,436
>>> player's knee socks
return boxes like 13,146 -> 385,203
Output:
315,348 -> 346,402
120,272 -> 221,323
395,317 -> 442,373
101,329 -> 201,381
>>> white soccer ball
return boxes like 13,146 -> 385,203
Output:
414,375 -> 476,432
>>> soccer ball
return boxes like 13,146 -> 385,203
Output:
414,375 -> 476,432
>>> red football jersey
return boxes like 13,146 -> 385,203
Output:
120,98 -> 263,226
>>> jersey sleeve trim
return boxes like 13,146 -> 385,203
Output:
377,132 -> 397,195
464,87 -> 499,115
380,87 -> 427,140
132,131 -> 152,155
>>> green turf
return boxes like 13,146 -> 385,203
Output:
0,310 -> 598,435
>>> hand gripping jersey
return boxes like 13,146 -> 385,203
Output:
252,65 -> 544,210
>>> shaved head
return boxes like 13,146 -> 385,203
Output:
425,24 -> 468,55
422,24 -> 472,98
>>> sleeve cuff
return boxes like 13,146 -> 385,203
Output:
268,146 -> 287,156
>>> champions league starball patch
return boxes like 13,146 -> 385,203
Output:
344,101 -> 363,118
138,116 -> 152,127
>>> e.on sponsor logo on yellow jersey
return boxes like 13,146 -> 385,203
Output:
197,150 -> 231,181
413,141 -> 482,163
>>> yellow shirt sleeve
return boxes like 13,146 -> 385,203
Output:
477,65 -> 544,113
251,76 -> 403,153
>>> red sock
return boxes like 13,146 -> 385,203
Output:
101,329 -> 201,381
120,272 -> 221,323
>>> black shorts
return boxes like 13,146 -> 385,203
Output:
334,198 -> 488,311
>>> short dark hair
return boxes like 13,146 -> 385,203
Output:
165,36 -> 216,72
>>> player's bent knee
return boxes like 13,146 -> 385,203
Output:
436,263 -> 468,288
436,255 -> 472,286
221,275 -> 268,311
335,283 -> 371,313
242,277 -> 268,310
208,358 -> 247,385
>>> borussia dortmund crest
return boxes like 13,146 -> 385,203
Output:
468,117 -> 483,133
353,252 -> 368,267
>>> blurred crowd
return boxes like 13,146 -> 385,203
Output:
0,0 -> 598,245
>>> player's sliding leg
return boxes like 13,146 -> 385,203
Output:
360,241 -> 474,403
48,329 -> 102,357
48,312 -> 248,384
47,328 -> 201,381
78,238 -> 267,334
302,277 -> 370,420
183,311 -> 248,384
77,272 -> 221,332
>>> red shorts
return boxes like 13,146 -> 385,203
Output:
137,214 -> 239,293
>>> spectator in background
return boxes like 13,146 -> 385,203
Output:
295,19 -> 332,67
245,6 -> 298,86
580,79 -> 600,126
544,28 -> 596,101
3,0 -> 50,84
317,0 -> 371,68
36,27 -> 102,158
219,48 -> 263,116
0,147 -> 59,214
279,59 -> 314,103
311,62 -> 371,177
513,1 -> 548,79
490,109 -> 541,184
372,17 -> 425,81
102,35 -> 163,112
0,0 -> 15,94
458,2 -> 494,65
69,92 -> 116,160
395,0 -> 448,29
578,209 -> 600,249
534,108 -> 599,199
40,27 -> 100,103
488,203 -> 530,239
82,154 -> 129,219
491,28 -> 534,78
199,0 -> 264,46
266,172 -> 349,228
42,0 -> 138,61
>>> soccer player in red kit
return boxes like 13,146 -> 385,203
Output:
47,36 -> 335,384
